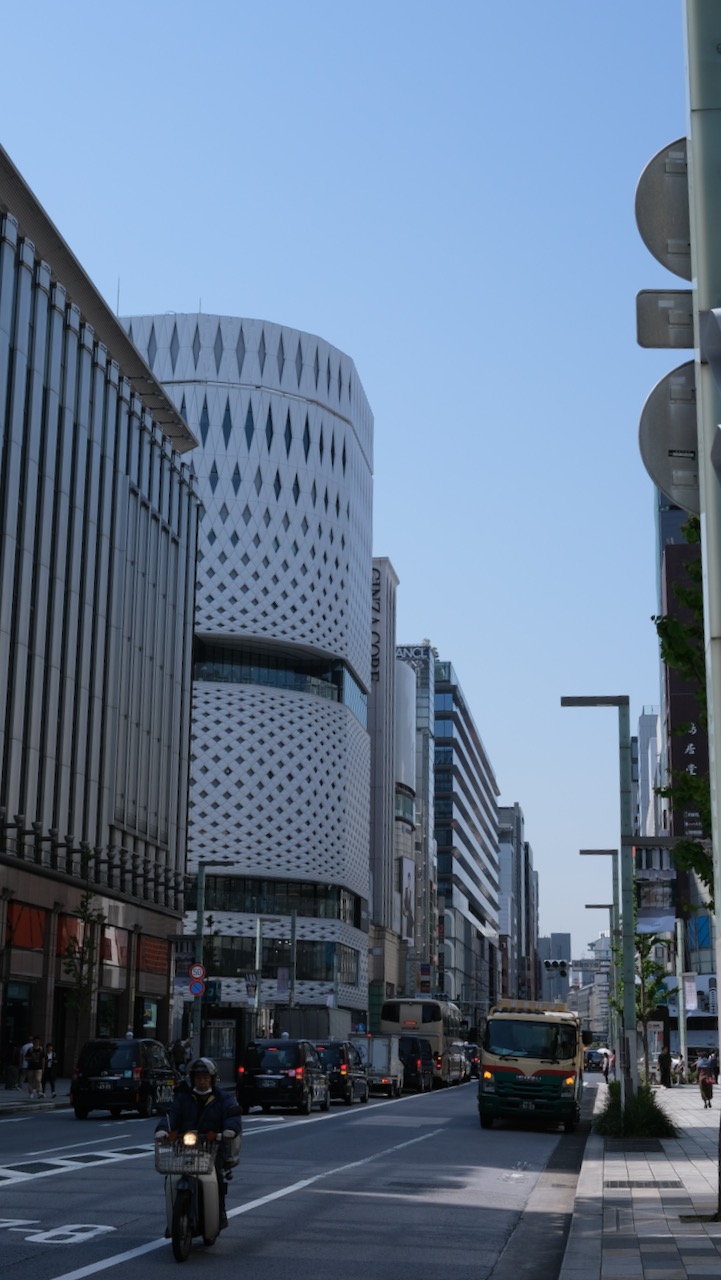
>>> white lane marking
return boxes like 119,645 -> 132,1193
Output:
0,1147 -> 154,1185
30,1137 -> 132,1156
48,1129 -> 442,1280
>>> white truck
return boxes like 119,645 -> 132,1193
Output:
350,1034 -> 404,1097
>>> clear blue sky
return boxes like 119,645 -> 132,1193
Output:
1,1 -> 690,959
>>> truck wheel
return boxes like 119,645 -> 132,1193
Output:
480,1114 -> 493,1130
563,1119 -> 576,1133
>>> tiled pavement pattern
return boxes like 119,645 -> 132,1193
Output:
560,1082 -> 721,1280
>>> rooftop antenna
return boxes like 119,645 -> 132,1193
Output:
116,278 -> 120,316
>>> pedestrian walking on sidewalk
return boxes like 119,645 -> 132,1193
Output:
709,1050 -> 719,1084
602,1052 -> 610,1084
20,1037 -> 32,1087
659,1044 -> 673,1088
42,1043 -> 58,1097
26,1037 -> 44,1098
697,1055 -> 714,1108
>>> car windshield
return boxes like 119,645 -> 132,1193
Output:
484,1019 -> 577,1061
316,1046 -> 342,1067
245,1045 -> 300,1071
79,1043 -> 137,1074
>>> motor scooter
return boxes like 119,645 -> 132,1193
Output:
155,1131 -> 240,1261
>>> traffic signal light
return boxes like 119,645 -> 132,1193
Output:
544,959 -> 568,978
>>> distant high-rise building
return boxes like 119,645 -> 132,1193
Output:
396,642 -> 439,994
498,804 -> 537,1000
367,558 -> 418,1026
433,658 -> 499,1032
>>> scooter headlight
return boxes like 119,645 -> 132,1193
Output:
182,1131 -> 198,1148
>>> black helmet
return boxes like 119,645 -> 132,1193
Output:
188,1057 -> 217,1088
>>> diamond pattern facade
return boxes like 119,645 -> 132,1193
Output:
125,315 -> 373,1014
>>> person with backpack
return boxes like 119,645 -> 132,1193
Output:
26,1037 -> 45,1098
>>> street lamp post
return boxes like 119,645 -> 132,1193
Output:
562,696 -> 637,1099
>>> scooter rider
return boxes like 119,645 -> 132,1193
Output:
155,1057 -> 241,1229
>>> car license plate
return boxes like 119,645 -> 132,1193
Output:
521,1100 -> 534,1110
97,1082 -> 112,1090
260,1079 -> 275,1088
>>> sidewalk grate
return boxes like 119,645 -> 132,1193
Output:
604,1179 -> 682,1188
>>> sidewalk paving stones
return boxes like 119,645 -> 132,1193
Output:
560,1082 -> 721,1280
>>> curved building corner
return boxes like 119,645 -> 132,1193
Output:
125,314 -> 373,1045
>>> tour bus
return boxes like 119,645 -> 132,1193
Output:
477,999 -> 591,1131
380,998 -> 465,1086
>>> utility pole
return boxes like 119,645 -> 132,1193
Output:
686,0 -> 721,999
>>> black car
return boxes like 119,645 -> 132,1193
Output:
236,1039 -> 330,1115
70,1037 -> 178,1119
399,1035 -> 434,1092
313,1039 -> 369,1105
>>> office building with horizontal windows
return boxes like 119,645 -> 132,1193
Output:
433,659 -> 500,1034
0,147 -> 199,1061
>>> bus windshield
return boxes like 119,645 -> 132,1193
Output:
484,1018 -> 577,1062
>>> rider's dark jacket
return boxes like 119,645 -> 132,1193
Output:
157,1081 -> 242,1137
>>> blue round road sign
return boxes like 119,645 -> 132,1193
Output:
189,979 -> 205,997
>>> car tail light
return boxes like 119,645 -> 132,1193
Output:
416,1058 -> 421,1070
237,1065 -> 245,1076
340,1064 -> 348,1075
132,1066 -> 142,1083
284,1066 -> 303,1078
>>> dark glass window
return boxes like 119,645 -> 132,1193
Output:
193,640 -> 367,727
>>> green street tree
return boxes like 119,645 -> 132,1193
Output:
610,930 -> 669,1081
652,515 -> 714,907
63,851 -> 105,1063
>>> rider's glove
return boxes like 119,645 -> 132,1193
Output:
222,1129 -> 237,1138
155,1130 -> 169,1140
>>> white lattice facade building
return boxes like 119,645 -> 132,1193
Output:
125,315 -> 373,1019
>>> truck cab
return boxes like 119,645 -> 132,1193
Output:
478,999 -> 591,1132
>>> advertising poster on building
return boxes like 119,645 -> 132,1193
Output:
636,868 -> 676,933
401,858 -> 415,943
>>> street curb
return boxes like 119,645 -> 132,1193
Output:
557,1087 -> 607,1280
